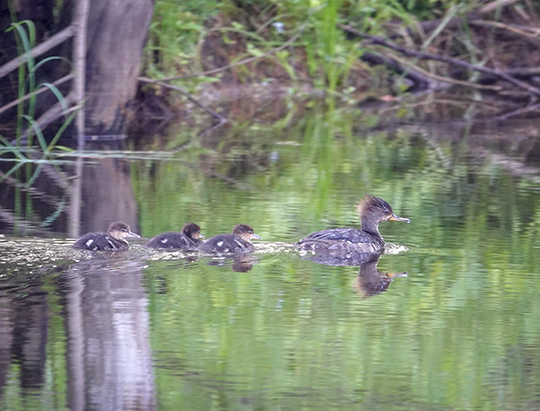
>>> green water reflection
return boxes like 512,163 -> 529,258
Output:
1,105 -> 540,410
131,108 -> 540,410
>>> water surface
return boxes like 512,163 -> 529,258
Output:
1,107 -> 540,410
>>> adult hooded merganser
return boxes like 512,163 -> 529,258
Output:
296,194 -> 410,253
73,222 -> 140,251
145,223 -> 204,250
198,224 -> 261,253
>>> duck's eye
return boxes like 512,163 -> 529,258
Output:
384,209 -> 391,214
122,228 -> 128,232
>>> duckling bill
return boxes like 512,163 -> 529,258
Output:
198,224 -> 261,254
73,222 -> 140,251
296,194 -> 409,253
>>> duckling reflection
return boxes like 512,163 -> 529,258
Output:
205,254 -> 255,272
353,253 -> 408,298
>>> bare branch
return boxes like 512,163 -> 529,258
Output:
376,49 -> 502,91
497,102 -> 540,120
0,74 -> 73,115
139,79 -> 227,124
341,24 -> 540,98
478,0 -> 523,14
0,25 -> 75,80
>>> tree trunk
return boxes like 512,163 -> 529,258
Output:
0,0 -> 153,139
83,0 -> 153,138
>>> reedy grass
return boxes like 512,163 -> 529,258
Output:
1,18 -> 75,234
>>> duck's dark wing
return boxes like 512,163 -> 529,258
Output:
145,232 -> 199,250
298,228 -> 374,244
198,234 -> 254,253
73,233 -> 128,250
296,237 -> 383,255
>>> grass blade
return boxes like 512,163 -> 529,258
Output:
22,115 -> 47,152
38,82 -> 69,112
0,135 -> 27,160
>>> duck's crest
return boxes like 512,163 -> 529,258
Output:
357,194 -> 391,215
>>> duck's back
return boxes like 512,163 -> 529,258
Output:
146,232 -> 199,250
73,232 -> 128,251
298,228 -> 379,244
198,234 -> 254,253
296,228 -> 384,254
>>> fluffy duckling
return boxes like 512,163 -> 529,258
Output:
73,222 -> 140,251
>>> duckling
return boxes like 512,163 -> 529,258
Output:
198,224 -> 261,253
145,223 -> 204,250
73,222 -> 140,251
297,194 -> 409,254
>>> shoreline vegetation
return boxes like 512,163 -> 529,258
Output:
138,0 -> 540,126
0,0 -> 539,143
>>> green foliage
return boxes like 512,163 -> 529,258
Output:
145,0 -> 467,94
145,0 -> 220,76
145,0 -> 492,95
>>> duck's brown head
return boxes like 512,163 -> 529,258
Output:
108,222 -> 140,240
233,224 -> 262,241
357,195 -> 410,224
182,223 -> 204,240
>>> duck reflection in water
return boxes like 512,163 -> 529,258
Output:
300,249 -> 407,298
353,253 -> 408,298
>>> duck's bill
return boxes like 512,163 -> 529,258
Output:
387,271 -> 409,278
252,234 -> 262,240
389,214 -> 411,223
128,231 -> 141,238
